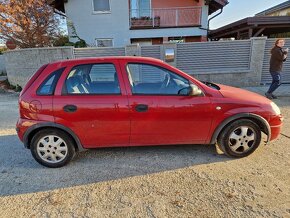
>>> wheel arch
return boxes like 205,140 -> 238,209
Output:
210,113 -> 271,145
23,122 -> 85,152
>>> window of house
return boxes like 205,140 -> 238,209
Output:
131,38 -> 152,46
96,39 -> 113,47
65,64 -> 120,95
93,0 -> 111,12
130,0 -> 151,17
126,63 -> 190,95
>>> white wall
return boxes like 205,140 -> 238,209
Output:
66,0 -> 131,47
65,0 -> 208,47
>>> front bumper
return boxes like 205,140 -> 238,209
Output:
269,114 -> 283,141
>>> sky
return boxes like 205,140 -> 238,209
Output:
209,0 -> 288,29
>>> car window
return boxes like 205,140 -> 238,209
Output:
65,63 -> 120,95
37,68 -> 64,95
126,63 -> 190,95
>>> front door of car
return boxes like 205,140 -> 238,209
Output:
53,61 -> 130,148
121,62 -> 213,146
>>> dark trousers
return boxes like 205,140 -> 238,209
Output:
267,71 -> 281,94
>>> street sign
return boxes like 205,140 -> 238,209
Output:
6,40 -> 16,50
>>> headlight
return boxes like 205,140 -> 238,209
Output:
271,102 -> 281,115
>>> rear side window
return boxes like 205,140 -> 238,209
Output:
64,63 -> 120,95
37,68 -> 64,95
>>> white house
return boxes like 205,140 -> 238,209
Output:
51,0 -> 228,47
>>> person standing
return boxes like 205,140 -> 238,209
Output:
265,39 -> 288,99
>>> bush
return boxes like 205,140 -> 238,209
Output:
1,79 -> 22,92
0,47 -> 7,54
0,71 -> 6,76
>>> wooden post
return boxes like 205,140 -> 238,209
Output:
248,28 -> 253,39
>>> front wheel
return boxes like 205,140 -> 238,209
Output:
30,129 -> 76,168
217,119 -> 262,158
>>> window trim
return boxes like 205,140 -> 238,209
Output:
92,0 -> 111,14
37,67 -> 64,96
62,63 -> 121,96
126,63 -> 194,96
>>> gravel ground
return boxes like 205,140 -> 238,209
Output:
0,91 -> 289,217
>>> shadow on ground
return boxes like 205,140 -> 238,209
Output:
0,134 -> 230,197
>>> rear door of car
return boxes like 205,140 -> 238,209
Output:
119,59 -> 213,146
53,59 -> 130,148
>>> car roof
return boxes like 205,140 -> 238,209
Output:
49,56 -> 165,66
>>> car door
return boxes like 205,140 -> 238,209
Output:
53,60 -> 130,148
120,60 -> 213,146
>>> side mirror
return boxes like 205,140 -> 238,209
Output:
178,84 -> 204,96
189,84 -> 204,96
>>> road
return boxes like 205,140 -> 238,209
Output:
0,91 -> 289,217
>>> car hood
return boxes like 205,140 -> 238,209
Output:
218,84 -> 272,104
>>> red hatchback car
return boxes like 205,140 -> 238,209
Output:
16,57 -> 283,168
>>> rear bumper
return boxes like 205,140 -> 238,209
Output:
16,118 -> 44,148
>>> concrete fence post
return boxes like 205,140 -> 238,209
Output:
125,44 -> 141,56
249,37 -> 267,86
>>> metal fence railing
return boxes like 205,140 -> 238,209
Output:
129,7 -> 202,29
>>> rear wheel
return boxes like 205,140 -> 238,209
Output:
30,129 -> 75,168
217,119 -> 261,158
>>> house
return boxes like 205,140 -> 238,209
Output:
209,0 -> 290,40
255,0 -> 290,17
50,0 -> 228,47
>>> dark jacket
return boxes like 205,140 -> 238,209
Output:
270,46 -> 287,72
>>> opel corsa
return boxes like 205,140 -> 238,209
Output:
16,57 -> 283,168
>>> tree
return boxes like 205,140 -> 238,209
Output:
0,0 -> 61,48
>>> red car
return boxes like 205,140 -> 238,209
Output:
16,57 -> 283,168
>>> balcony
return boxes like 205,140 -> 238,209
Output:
129,7 -> 202,29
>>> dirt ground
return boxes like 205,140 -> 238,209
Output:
0,93 -> 289,218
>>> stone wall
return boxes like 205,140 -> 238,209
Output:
4,47 -> 74,87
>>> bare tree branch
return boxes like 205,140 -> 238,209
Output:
0,0 -> 60,48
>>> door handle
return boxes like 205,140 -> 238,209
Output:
63,105 -> 77,113
135,104 -> 148,112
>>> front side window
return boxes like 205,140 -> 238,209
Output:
64,63 -> 120,95
93,0 -> 110,12
126,63 -> 190,95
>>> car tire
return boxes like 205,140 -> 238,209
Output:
217,119 -> 262,158
30,129 -> 76,168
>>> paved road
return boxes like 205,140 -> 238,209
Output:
0,91 -> 289,217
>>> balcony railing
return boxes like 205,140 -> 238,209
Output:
130,7 -> 202,29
